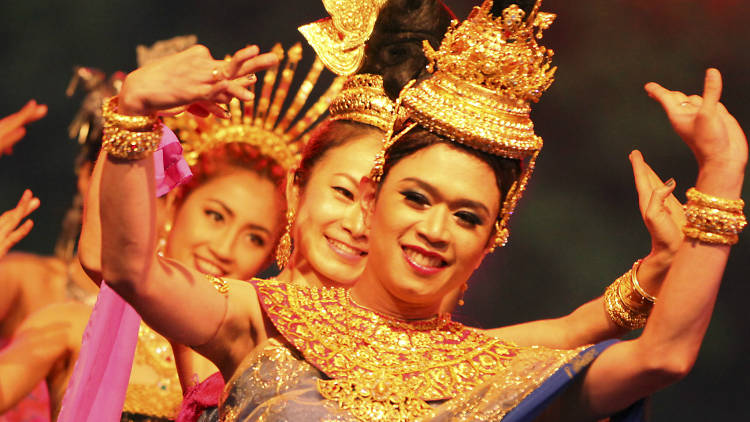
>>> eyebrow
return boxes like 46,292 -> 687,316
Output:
332,172 -> 359,185
207,199 -> 272,235
400,177 -> 491,218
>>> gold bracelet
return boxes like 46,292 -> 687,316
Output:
684,204 -> 747,235
686,187 -> 744,214
205,274 -> 229,294
630,259 -> 656,304
683,226 -> 739,246
102,124 -> 162,160
102,96 -> 159,131
605,279 -> 648,330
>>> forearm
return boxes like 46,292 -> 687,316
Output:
637,166 -> 743,362
78,150 -> 106,284
99,154 -> 158,293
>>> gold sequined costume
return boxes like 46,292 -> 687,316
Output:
214,279 -> 605,422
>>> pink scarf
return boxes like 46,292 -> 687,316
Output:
57,127 -> 192,422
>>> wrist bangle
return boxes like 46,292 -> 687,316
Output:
604,261 -> 653,330
683,187 -> 746,246
630,259 -> 656,304
102,96 -> 158,131
686,187 -> 744,214
101,96 -> 162,160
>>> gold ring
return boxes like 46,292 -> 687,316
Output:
211,67 -> 222,82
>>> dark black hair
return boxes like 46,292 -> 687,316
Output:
380,126 -> 522,217
359,0 -> 455,99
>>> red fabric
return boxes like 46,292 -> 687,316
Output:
175,372 -> 225,422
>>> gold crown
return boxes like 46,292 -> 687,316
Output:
388,0 -> 556,247
401,0 -> 555,159
165,43 -> 343,169
329,74 -> 407,132
298,0 -> 388,76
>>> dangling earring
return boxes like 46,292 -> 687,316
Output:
457,283 -> 468,307
275,208 -> 295,269
157,219 -> 173,257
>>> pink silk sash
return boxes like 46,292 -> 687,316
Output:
57,126 -> 191,422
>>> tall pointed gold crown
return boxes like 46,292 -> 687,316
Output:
165,43 -> 343,169
386,0 -> 556,247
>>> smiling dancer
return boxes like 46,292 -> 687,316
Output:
86,0 -> 747,420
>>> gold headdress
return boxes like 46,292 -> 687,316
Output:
165,43 -> 343,170
328,73 -> 407,132
298,0 -> 388,76
379,0 -> 556,248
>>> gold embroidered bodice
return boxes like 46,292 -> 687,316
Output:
247,279 -> 588,422
121,322 -> 182,420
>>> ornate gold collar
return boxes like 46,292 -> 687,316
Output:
253,279 -> 521,402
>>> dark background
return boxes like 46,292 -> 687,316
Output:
1,1 -> 748,419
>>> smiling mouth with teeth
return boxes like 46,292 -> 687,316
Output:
402,246 -> 447,271
326,236 -> 367,258
194,256 -> 226,277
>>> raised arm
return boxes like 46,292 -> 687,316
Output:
96,45 -> 277,374
489,158 -> 682,348
570,68 -> 747,419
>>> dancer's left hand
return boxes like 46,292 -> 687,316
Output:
630,150 -> 685,257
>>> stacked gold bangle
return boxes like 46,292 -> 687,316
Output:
683,187 -> 746,245
604,260 -> 656,330
101,96 -> 162,160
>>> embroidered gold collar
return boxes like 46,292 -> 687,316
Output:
253,279 -> 521,402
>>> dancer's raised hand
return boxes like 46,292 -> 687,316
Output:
0,100 -> 47,156
0,189 -> 40,258
118,44 -> 279,118
645,68 -> 747,176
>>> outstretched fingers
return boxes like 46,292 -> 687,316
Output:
0,189 -> 40,256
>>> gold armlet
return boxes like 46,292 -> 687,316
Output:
604,261 -> 654,330
101,96 -> 162,160
205,274 -> 229,295
683,188 -> 746,246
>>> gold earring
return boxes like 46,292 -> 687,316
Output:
457,283 -> 468,307
275,209 -> 295,269
156,219 -> 173,257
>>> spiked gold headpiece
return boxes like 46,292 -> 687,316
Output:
378,0 -> 557,248
165,43 -> 343,170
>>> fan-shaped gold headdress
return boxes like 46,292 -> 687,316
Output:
377,0 -> 556,248
164,43 -> 343,170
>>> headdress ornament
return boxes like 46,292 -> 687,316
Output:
328,73 -> 407,132
165,43 -> 343,170
376,0 -> 556,248
298,0 -> 388,76
66,67 -> 125,146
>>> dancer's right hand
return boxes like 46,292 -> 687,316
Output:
0,189 -> 40,259
118,44 -> 279,118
